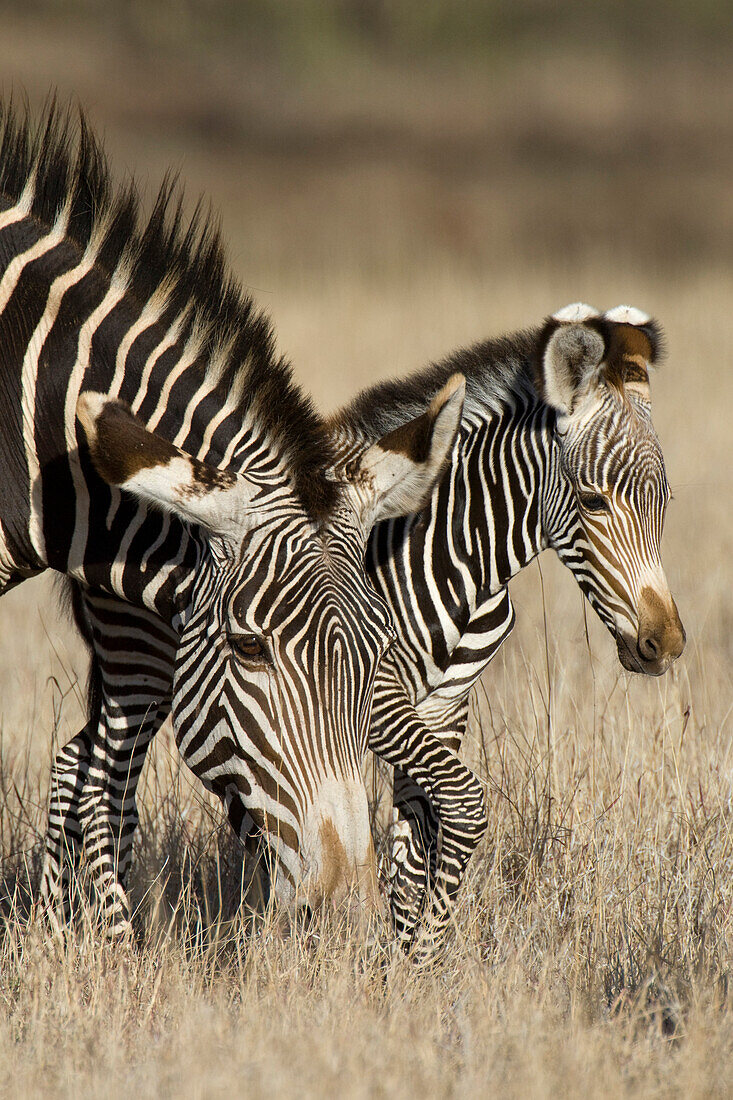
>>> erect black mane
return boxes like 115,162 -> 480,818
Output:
0,98 -> 338,519
334,328 -> 540,443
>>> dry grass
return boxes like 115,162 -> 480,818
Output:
1,10 -> 733,1097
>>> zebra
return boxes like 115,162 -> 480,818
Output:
0,102 -> 465,936
331,300 -> 686,949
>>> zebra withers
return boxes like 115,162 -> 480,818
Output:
0,102 -> 465,933
332,302 -> 685,948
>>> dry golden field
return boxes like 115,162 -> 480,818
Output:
1,8 -> 733,1097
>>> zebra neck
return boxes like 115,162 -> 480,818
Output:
363,400 -> 556,688
456,401 -> 555,595
0,209 -> 259,619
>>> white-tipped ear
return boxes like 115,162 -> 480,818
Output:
347,373 -> 465,528
77,392 -> 254,540
604,304 -> 651,326
540,324 -> 605,416
551,302 -> 600,323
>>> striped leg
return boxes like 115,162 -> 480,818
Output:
374,590 -> 516,954
76,694 -> 170,936
388,700 -> 468,951
389,766 -> 440,936
369,673 -> 486,952
41,593 -> 176,936
39,722 -> 95,932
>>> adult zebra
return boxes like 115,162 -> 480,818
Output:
0,102 -> 464,935
333,301 -> 685,948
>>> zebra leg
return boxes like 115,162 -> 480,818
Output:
388,700 -> 468,946
38,606 -> 104,932
39,722 -> 94,932
387,591 -> 516,955
369,672 -> 486,951
77,694 -> 169,936
389,765 -> 440,933
42,589 -> 175,936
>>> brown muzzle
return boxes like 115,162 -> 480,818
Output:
620,584 -> 685,675
298,779 -> 381,919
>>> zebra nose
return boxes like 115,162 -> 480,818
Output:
667,617 -> 686,661
308,818 -> 379,913
300,778 -> 380,914
636,586 -> 686,671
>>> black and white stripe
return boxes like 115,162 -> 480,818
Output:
332,302 -> 684,951
47,301 -> 684,956
0,103 -> 463,935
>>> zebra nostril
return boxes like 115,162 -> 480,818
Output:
639,634 -> 660,661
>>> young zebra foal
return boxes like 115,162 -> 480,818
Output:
0,103 -> 464,935
333,303 -> 685,951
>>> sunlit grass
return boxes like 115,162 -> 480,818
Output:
1,499 -> 732,1096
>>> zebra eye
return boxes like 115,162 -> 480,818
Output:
228,632 -> 268,662
578,492 -> 609,514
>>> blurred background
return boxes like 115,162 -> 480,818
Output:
0,1 -> 730,398
0,0 -> 730,835
0,1 -> 731,404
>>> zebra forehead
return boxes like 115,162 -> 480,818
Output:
229,589 -> 388,652
564,395 -> 665,476
580,445 -> 667,494
582,418 -> 661,458
240,520 -> 366,573
577,381 -> 656,432
229,552 -> 384,621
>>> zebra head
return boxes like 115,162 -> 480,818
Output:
76,377 -> 464,911
536,303 -> 685,676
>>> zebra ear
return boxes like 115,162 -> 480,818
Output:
351,373 -> 465,525
76,393 -> 253,539
538,310 -> 606,416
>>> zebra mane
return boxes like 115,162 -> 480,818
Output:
335,308 -> 663,442
334,329 -> 540,442
0,98 -> 339,519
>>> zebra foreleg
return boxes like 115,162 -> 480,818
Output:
40,715 -> 154,938
389,766 -> 440,940
390,698 -> 473,937
369,674 -> 486,952
403,697 -> 487,958
76,700 -> 165,938
42,591 -> 176,938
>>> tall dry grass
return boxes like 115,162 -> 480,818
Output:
1,271 -> 731,1098
1,11 -> 732,1097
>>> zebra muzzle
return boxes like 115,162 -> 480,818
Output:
617,585 -> 685,676
298,778 -> 380,916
